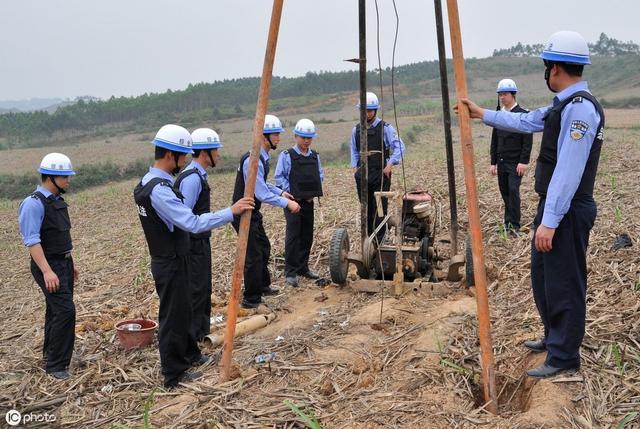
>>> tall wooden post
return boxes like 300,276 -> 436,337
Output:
445,0 -> 498,414
219,0 -> 284,383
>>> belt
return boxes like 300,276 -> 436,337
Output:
47,252 -> 72,260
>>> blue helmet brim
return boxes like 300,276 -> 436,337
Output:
540,51 -> 591,65
38,167 -> 76,176
496,89 -> 517,93
152,138 -> 194,154
293,130 -> 317,138
192,142 -> 223,150
263,127 -> 284,134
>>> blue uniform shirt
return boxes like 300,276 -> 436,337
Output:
178,160 -> 207,210
18,185 -> 56,247
350,117 -> 406,168
274,144 -> 325,192
483,81 -> 601,228
243,147 -> 288,208
142,167 -> 232,233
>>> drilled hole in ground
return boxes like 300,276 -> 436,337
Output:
470,374 -> 537,413
471,355 -> 542,413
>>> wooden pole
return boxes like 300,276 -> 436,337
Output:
445,0 -> 498,414
219,0 -> 284,383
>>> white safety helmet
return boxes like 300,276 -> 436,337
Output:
263,114 -> 284,134
496,78 -> 518,93
191,128 -> 223,150
357,91 -> 380,110
38,153 -> 76,176
152,124 -> 194,154
293,118 -> 317,138
541,31 -> 591,65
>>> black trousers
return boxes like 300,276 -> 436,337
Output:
31,257 -> 76,373
354,168 -> 391,242
150,255 -> 201,387
497,162 -> 522,229
233,214 -> 271,303
284,200 -> 315,277
530,197 -> 596,369
188,237 -> 212,341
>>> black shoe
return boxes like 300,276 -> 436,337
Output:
241,298 -> 261,309
48,370 -> 70,380
285,276 -> 299,287
192,352 -> 220,367
523,339 -> 547,352
261,286 -> 281,296
300,270 -> 320,280
182,370 -> 203,382
526,363 -> 578,379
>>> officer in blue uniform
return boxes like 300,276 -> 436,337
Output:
18,153 -> 79,380
174,128 -> 223,341
458,31 -> 604,378
232,114 -> 301,308
490,78 -> 533,235
275,119 -> 325,287
351,92 -> 405,242
134,124 -> 253,388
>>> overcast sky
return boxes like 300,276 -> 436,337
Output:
1,0 -> 638,100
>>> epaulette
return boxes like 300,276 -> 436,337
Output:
572,96 -> 583,104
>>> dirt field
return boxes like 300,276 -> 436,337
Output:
0,110 -> 638,428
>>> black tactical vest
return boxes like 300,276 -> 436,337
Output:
288,149 -> 323,200
174,167 -> 211,239
31,192 -> 73,256
495,105 -> 531,164
232,151 -> 269,214
355,120 -> 389,171
134,178 -> 190,258
535,91 -> 605,199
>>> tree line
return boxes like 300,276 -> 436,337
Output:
493,33 -> 639,58
1,32 -> 637,149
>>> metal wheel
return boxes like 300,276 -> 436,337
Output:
329,228 -> 350,285
358,235 -> 376,279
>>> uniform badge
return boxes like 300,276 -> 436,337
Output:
570,120 -> 589,141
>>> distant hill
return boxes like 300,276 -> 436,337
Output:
0,97 -> 65,112
1,54 -> 639,150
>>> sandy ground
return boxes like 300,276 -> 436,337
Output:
0,111 -> 638,428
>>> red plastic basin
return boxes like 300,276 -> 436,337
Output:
115,318 -> 158,350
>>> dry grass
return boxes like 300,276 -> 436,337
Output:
0,110 -> 638,428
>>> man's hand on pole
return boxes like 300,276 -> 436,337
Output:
454,98 -> 485,119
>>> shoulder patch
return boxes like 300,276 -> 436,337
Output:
570,120 -> 589,140
571,96 -> 583,104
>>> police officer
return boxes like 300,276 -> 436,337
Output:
134,124 -> 253,388
18,153 -> 78,380
275,119 -> 324,287
489,78 -> 533,235
458,31 -> 604,378
351,92 -> 405,242
232,114 -> 301,308
174,128 -> 223,341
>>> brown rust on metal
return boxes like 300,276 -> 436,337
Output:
219,0 -> 284,383
446,0 -> 498,414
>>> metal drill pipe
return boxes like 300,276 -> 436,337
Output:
434,0 -> 459,253
358,0 -> 368,249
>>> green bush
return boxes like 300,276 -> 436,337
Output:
1,158 -> 151,201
